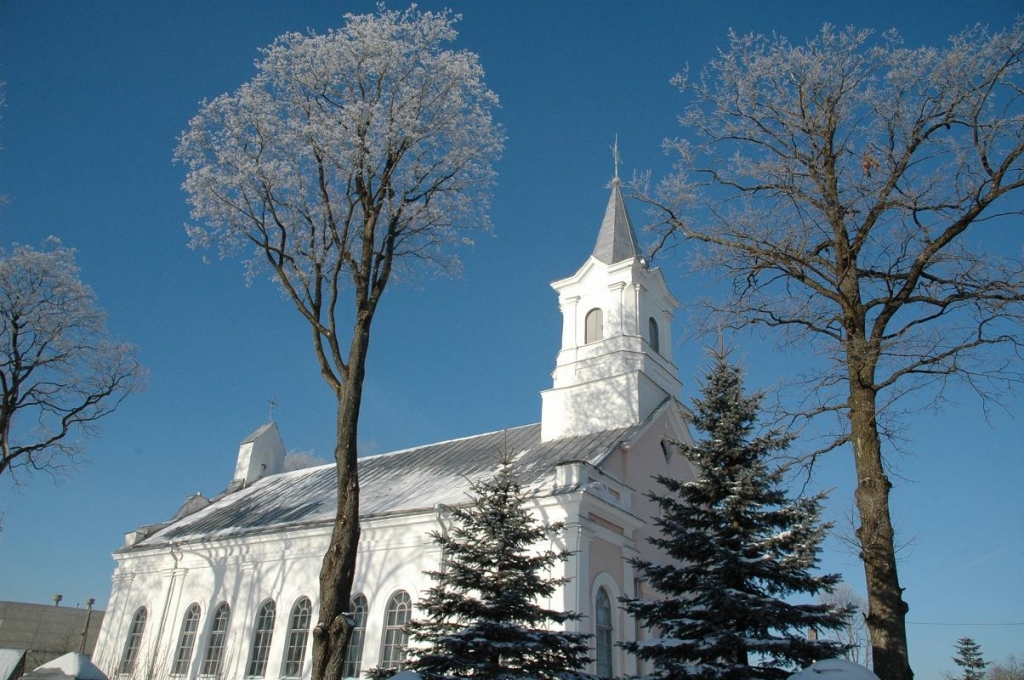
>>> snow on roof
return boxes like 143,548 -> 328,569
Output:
22,652 -> 107,680
240,421 -> 277,444
789,659 -> 880,680
129,422 -> 640,550
0,649 -> 25,680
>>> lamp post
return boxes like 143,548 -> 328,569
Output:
78,598 -> 95,654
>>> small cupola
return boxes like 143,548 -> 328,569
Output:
232,422 -> 285,487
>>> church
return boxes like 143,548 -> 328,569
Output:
91,176 -> 700,680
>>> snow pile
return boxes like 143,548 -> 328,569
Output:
22,652 -> 108,680
789,658 -> 880,680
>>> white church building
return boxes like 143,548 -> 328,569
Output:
91,177 -> 700,680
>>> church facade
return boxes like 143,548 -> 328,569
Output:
91,178 -> 699,680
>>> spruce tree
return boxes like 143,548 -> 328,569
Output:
405,455 -> 591,680
621,350 -> 852,680
953,637 -> 989,680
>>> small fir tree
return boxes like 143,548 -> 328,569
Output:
405,454 -> 591,680
953,637 -> 989,680
621,350 -> 852,680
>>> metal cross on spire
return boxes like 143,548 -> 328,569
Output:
611,135 -> 621,181
267,396 -> 278,423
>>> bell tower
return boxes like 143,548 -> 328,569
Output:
540,172 -> 682,442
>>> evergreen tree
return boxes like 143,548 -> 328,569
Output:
621,350 -> 852,680
405,455 -> 591,680
953,637 -> 989,680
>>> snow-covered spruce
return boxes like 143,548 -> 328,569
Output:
401,456 -> 591,680
621,350 -> 852,680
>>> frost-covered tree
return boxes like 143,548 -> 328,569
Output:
819,584 -> 870,666
989,655 -> 1024,680
621,350 -> 850,680
175,8 -> 503,679
0,238 -> 143,485
953,637 -> 989,680
404,456 -> 591,680
636,22 -> 1024,680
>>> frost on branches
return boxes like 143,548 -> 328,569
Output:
621,350 -> 851,680
0,239 -> 143,484
175,6 -> 503,678
403,458 -> 591,680
638,21 -> 1024,680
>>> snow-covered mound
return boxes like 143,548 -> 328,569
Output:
790,658 -> 880,680
22,652 -> 108,680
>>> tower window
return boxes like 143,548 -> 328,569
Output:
648,317 -> 660,353
585,308 -> 604,344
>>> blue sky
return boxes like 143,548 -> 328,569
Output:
0,2 -> 1021,678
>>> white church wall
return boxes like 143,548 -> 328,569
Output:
94,488 -> 594,680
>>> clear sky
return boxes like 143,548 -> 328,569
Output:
0,2 -> 1021,679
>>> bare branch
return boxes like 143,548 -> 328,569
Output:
0,239 -> 145,484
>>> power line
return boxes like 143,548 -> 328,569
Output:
905,622 -> 1024,626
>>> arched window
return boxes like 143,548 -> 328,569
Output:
282,597 -> 312,678
246,599 -> 276,678
201,602 -> 231,677
342,595 -> 368,679
595,587 -> 613,678
119,607 -> 148,674
585,308 -> 604,344
171,603 -> 201,675
379,591 -> 412,670
648,317 -> 660,353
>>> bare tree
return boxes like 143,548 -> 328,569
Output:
282,449 -> 331,472
989,655 -> 1024,680
0,238 -> 143,484
819,583 -> 870,666
1,80 -> 8,205
637,22 -> 1024,680
175,7 -> 503,680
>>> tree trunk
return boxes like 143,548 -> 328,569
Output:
312,324 -> 371,680
848,378 -> 912,680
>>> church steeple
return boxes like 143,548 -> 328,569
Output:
540,165 -> 682,442
592,139 -> 640,265
591,178 -> 640,265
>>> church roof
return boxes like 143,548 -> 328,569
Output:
591,179 -> 641,265
127,421 -> 644,550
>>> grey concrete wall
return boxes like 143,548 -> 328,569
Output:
0,601 -> 105,671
